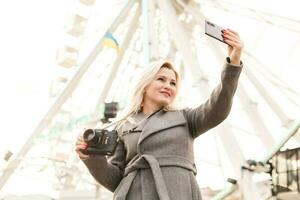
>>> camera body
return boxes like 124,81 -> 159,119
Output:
81,128 -> 118,156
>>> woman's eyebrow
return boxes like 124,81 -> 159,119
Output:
156,75 -> 176,82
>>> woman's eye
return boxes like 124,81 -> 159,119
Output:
158,77 -> 164,81
171,82 -> 176,86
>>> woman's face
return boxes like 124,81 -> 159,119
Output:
143,67 -> 177,108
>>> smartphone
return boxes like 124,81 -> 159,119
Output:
205,20 -> 226,44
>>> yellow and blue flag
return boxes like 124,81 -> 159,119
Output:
102,32 -> 120,52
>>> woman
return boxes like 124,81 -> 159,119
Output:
75,29 -> 244,200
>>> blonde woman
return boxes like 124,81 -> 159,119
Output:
75,29 -> 244,200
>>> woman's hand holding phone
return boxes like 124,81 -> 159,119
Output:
205,20 -> 243,66
222,29 -> 244,66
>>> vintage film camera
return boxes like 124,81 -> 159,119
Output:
81,128 -> 118,156
80,102 -> 119,155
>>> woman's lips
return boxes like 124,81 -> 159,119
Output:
160,91 -> 171,97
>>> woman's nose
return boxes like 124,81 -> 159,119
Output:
163,83 -> 171,89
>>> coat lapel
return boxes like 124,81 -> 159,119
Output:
120,112 -> 146,135
137,110 -> 187,146
122,109 -> 163,134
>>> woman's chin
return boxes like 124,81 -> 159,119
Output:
157,99 -> 171,107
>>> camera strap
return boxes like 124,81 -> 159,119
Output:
121,108 -> 163,136
130,108 -> 162,131
99,118 -> 125,130
100,108 -> 162,131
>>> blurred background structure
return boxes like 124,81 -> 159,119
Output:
0,0 -> 300,199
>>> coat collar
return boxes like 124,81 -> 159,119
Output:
122,109 -> 162,133
121,109 -> 187,145
136,109 -> 186,145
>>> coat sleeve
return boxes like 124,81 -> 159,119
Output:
182,59 -> 243,138
82,137 -> 126,192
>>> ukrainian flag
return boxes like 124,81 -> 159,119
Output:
102,32 -> 120,52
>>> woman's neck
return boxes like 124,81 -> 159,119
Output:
141,104 -> 162,116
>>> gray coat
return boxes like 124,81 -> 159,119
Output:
83,61 -> 243,200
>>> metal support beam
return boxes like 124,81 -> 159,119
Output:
155,0 -> 204,82
142,0 -> 150,65
243,66 -> 291,126
215,125 -> 245,178
141,0 -> 158,64
237,83 -> 276,151
243,51 -> 300,144
260,119 -> 300,163
148,0 -> 158,61
211,185 -> 237,200
239,170 -> 268,200
93,4 -> 141,116
165,41 -> 177,62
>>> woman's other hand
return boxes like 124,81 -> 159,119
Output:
222,29 -> 244,65
75,135 -> 90,160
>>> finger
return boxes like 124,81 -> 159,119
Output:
223,30 -> 239,39
76,151 -> 90,160
75,142 -> 88,149
75,144 -> 87,151
78,152 -> 90,160
75,138 -> 86,146
222,34 -> 240,44
223,31 -> 240,42
227,39 -> 243,49
223,34 -> 243,47
76,147 -> 90,158
76,135 -> 86,144
226,29 -> 239,37
224,39 -> 240,48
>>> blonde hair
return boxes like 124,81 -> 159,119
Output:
116,60 -> 181,129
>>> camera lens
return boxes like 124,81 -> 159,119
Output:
83,129 -> 100,146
